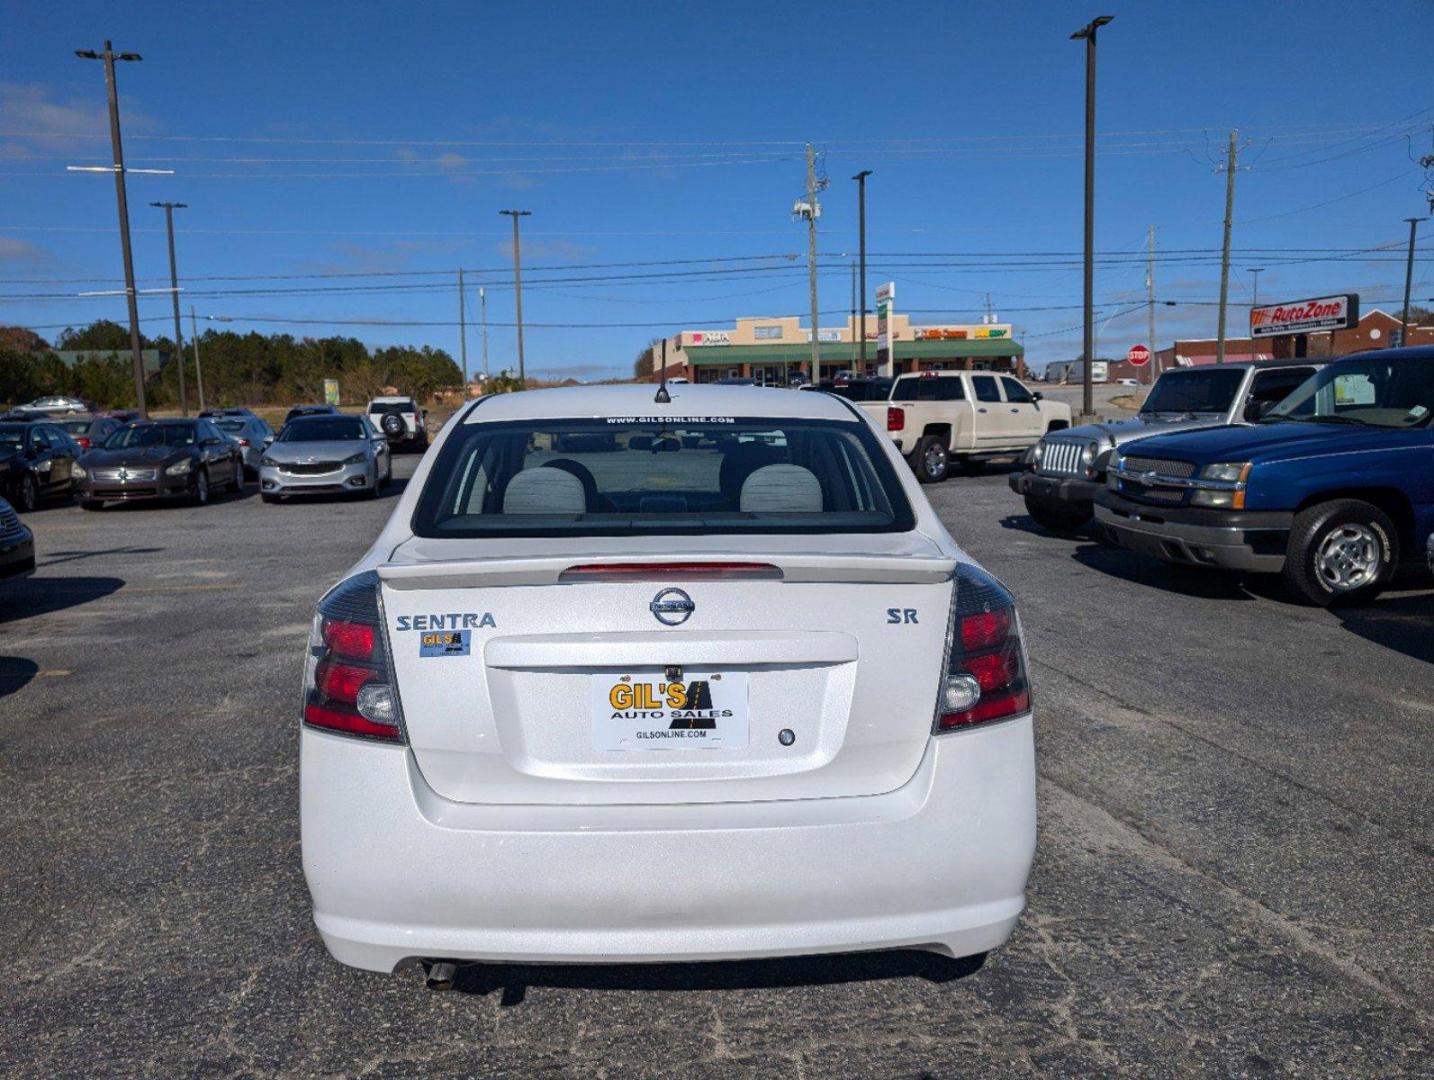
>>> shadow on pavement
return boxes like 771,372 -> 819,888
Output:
0,657 -> 38,699
444,950 -> 986,1006
0,575 -> 125,625
1069,542 -> 1259,601
38,546 -> 164,568
1336,592 -> 1434,664
998,513 -> 1095,540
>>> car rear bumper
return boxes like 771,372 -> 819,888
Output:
1008,470 -> 1100,508
260,462 -> 373,495
0,533 -> 35,580
301,717 -> 1036,972
1093,491 -> 1292,572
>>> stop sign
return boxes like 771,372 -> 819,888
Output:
1127,344 -> 1151,367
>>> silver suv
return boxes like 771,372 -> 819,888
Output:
365,396 -> 428,453
1009,360 -> 1323,532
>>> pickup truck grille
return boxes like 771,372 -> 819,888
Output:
1037,440 -> 1085,476
1121,456 -> 1195,479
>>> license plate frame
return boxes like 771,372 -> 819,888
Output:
591,670 -> 750,751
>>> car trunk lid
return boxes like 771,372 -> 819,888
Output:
379,540 -> 954,806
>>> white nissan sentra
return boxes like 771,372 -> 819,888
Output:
301,383 -> 1036,976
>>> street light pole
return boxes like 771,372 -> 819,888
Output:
852,169 -> 872,372
1071,15 -> 1113,421
1401,217 -> 1426,347
151,201 -> 188,415
77,41 -> 147,416
500,209 -> 531,386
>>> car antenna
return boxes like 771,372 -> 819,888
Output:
654,338 -> 671,404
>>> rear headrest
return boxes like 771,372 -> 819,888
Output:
718,442 -> 782,501
502,468 -> 586,514
739,464 -> 823,514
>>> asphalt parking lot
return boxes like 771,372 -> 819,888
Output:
1,453 -> 1430,1078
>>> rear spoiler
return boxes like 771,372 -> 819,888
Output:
378,553 -> 956,590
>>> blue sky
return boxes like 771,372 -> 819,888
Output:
3,0 -> 1432,377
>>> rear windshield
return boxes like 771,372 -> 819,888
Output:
369,400 -> 416,414
215,419 -> 247,433
105,424 -> 197,449
412,415 -> 915,538
892,375 -> 965,401
59,420 -> 94,434
1142,368 -> 1245,414
280,417 -> 366,442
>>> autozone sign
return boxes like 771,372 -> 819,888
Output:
1249,294 -> 1358,338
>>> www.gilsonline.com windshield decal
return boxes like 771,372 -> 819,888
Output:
603,416 -> 736,424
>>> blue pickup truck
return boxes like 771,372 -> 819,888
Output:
1094,346 -> 1434,606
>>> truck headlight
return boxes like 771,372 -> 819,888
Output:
165,459 -> 192,477
1200,461 -> 1251,482
1082,442 -> 1098,466
260,455 -> 278,467
1031,441 -> 1045,465
342,451 -> 367,465
71,463 -> 87,480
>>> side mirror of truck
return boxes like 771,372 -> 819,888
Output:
1031,391 -> 1044,402
1243,400 -> 1271,423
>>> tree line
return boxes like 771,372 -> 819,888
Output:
0,320 -> 464,410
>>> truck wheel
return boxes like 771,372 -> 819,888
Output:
909,436 -> 948,483
1282,499 -> 1398,607
1024,495 -> 1091,534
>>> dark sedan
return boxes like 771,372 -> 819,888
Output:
0,421 -> 80,512
0,495 -> 35,581
56,415 -> 125,453
74,419 -> 246,509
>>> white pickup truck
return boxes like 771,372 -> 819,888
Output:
859,371 -> 1072,483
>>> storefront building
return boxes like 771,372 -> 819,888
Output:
654,315 -> 1025,384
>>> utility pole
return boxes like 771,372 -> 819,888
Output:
1215,129 -> 1239,364
801,144 -> 823,379
1401,217 -> 1426,347
77,41 -> 148,416
500,210 -> 531,385
1146,224 -> 1157,385
189,306 -> 206,412
849,260 -> 857,368
1071,15 -> 1114,420
852,169 -> 872,370
151,201 -> 188,415
479,285 -> 490,379
457,267 -> 468,386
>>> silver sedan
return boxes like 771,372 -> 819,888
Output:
259,414 -> 392,503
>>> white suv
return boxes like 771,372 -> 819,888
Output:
300,384 -> 1037,978
365,396 -> 428,453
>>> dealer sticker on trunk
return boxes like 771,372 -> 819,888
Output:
591,671 -> 749,751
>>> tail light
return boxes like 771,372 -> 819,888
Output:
303,571 -> 405,743
887,407 -> 906,432
77,437 -> 91,450
934,564 -> 1031,732
237,438 -> 251,448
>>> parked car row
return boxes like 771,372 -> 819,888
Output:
0,397 -> 430,513
1006,347 -> 1434,607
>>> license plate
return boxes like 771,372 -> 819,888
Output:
591,671 -> 749,751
